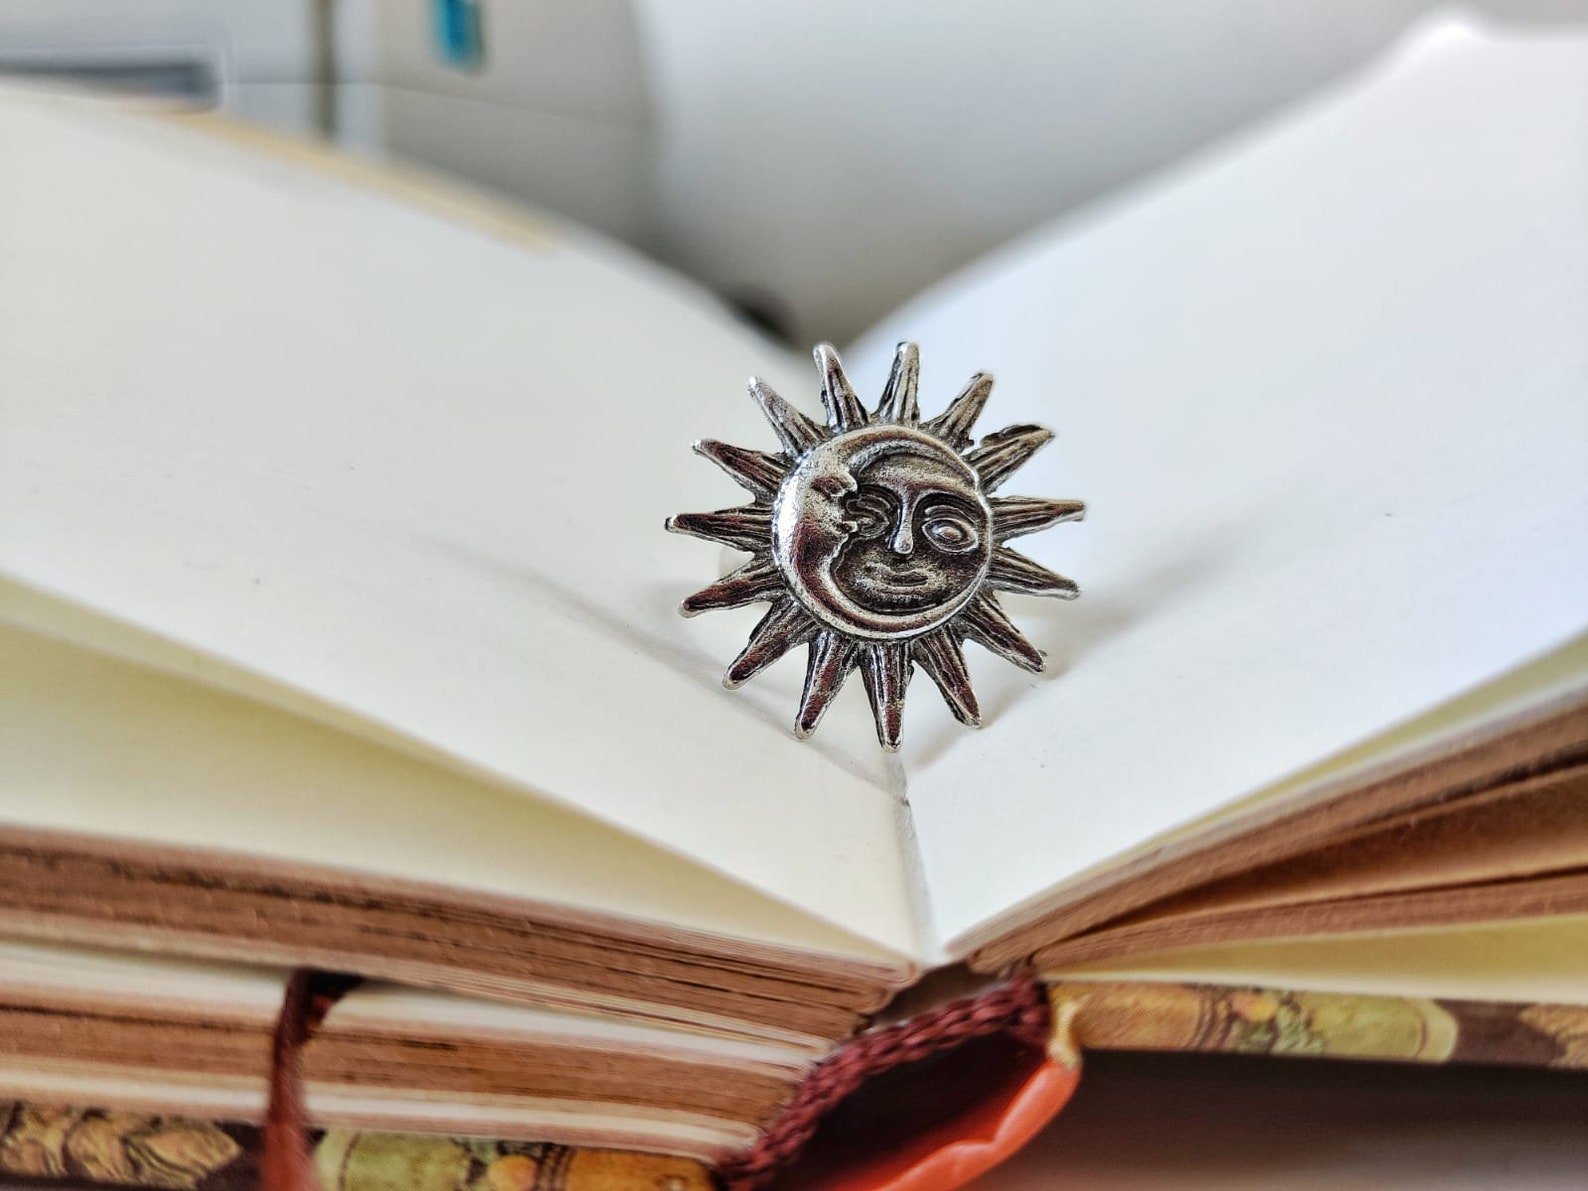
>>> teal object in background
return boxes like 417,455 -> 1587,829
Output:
432,0 -> 485,71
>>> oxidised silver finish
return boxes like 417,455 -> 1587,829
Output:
667,342 -> 1084,751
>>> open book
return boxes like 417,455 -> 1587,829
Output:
2,16 -> 1585,1186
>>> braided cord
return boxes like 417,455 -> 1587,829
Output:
718,975 -> 1050,1189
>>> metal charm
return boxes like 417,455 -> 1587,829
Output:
667,342 -> 1084,751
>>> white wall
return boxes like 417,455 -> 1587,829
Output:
632,0 -> 1469,342
10,1 -> 1587,341
635,1 -> 1588,342
332,0 -> 653,244
0,0 -> 319,127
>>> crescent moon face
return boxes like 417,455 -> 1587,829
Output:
771,425 -> 994,640
670,341 -> 1083,750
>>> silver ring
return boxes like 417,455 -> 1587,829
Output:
668,342 -> 1084,751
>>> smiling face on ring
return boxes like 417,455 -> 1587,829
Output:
772,427 -> 994,640
834,453 -> 990,614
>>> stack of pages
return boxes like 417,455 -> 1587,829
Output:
1,17 -> 1585,1188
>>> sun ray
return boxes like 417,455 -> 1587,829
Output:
674,343 -> 1080,747
925,373 -> 994,450
966,423 -> 1055,491
724,599 -> 818,688
665,506 -> 773,551
989,547 -> 1081,599
875,341 -> 921,425
813,343 -> 868,432
750,377 -> 827,455
912,630 -> 981,726
795,632 -> 860,739
679,558 -> 782,617
990,497 -> 1086,541
859,643 -> 910,751
693,439 -> 791,500
960,592 -> 1045,673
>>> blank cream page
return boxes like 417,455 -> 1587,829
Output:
0,93 -> 919,960
0,622 -> 894,963
846,21 -> 1588,949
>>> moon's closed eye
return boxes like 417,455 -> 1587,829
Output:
843,490 -> 894,539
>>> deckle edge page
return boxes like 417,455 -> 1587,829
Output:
965,636 -> 1588,965
0,612 -> 917,980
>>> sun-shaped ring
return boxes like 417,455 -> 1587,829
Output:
667,342 -> 1085,751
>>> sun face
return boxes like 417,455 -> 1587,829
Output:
668,342 -> 1084,751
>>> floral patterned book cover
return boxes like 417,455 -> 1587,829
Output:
2,982 -> 1583,1191
0,1106 -> 712,1191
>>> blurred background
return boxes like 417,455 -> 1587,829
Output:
4,5 -> 1588,1188
4,0 -> 1585,346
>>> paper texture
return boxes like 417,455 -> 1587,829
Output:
0,623 -> 893,961
0,94 -> 918,960
847,20 -> 1588,948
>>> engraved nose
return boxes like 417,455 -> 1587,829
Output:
889,517 -> 915,557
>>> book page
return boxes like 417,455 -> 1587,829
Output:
0,936 -> 806,1157
0,92 -> 919,960
0,621 -> 904,965
843,20 -> 1588,950
1052,915 -> 1588,1006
